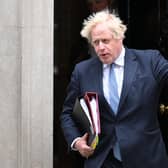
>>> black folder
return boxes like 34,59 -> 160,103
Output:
72,92 -> 101,149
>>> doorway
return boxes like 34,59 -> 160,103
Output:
53,0 -> 168,167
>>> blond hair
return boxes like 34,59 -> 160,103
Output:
80,10 -> 127,43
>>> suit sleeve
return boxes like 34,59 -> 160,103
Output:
60,65 -> 82,149
151,50 -> 168,86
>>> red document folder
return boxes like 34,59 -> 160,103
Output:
72,92 -> 101,149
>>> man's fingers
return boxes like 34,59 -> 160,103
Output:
82,133 -> 89,140
75,133 -> 95,158
82,150 -> 94,158
79,145 -> 94,158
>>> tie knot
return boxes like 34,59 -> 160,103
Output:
111,62 -> 120,69
111,63 -> 117,71
110,63 -> 115,74
111,63 -> 115,67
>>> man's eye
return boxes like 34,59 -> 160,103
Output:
102,39 -> 110,44
93,40 -> 99,46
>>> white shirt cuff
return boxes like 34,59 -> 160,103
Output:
71,137 -> 81,151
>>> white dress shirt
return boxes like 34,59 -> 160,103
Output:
103,47 -> 125,105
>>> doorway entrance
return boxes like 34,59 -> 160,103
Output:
54,0 -> 168,167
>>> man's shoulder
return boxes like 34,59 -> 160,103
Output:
72,57 -> 102,76
76,56 -> 100,68
127,48 -> 160,56
126,48 -> 162,61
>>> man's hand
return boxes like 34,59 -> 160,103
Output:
74,133 -> 94,158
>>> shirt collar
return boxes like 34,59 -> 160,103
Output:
103,46 -> 125,69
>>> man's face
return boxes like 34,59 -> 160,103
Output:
91,22 -> 123,64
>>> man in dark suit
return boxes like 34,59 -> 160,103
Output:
60,10 -> 168,168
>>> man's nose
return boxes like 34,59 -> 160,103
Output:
97,41 -> 105,49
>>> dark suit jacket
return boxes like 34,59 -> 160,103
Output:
60,48 -> 168,168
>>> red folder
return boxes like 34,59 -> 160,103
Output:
84,92 -> 101,134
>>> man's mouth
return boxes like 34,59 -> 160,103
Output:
100,53 -> 108,57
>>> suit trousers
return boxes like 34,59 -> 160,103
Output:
101,150 -> 123,168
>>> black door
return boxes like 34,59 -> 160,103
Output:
54,0 -> 168,167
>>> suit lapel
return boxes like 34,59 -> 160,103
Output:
92,58 -> 116,116
118,49 -> 137,112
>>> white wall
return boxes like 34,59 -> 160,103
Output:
0,0 -> 53,167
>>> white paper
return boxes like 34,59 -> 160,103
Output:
80,98 -> 93,127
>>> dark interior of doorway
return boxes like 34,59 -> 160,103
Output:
53,0 -> 168,167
